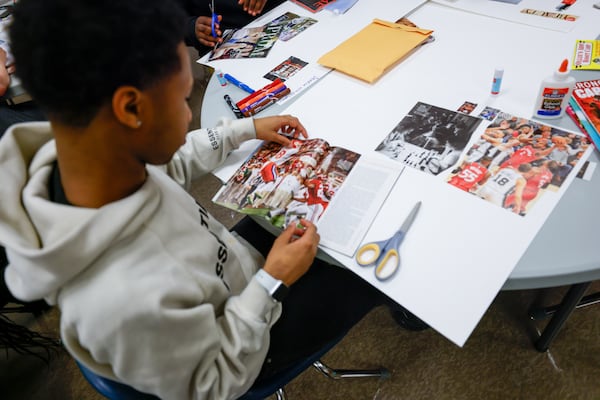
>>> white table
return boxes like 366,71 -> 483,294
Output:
199,0 -> 600,347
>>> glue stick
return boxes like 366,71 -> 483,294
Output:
491,67 -> 503,95
215,69 -> 227,86
532,59 -> 575,119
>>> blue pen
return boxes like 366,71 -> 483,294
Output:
224,73 -> 255,94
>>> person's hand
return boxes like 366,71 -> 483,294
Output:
263,219 -> 319,286
253,115 -> 308,147
0,48 -> 10,97
238,0 -> 268,16
194,15 -> 223,48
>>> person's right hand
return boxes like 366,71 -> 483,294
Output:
253,115 -> 308,148
263,219 -> 319,286
194,15 -> 223,48
238,0 -> 268,16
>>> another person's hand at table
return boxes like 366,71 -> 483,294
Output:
254,115 -> 308,147
194,14 -> 222,48
263,219 -> 319,286
0,47 -> 11,96
238,0 -> 268,16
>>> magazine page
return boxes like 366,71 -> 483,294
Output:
445,111 -> 592,216
317,157 -> 404,256
290,0 -> 337,13
208,11 -> 317,61
209,23 -> 282,61
572,78 -> 600,133
276,12 -> 318,41
430,0 -> 590,32
212,137 -> 361,230
375,102 -> 482,176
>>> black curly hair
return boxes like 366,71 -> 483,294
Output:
10,0 -> 187,127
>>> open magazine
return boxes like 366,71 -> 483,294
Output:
213,138 -> 360,227
213,137 -> 403,256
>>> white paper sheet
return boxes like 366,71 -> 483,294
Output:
204,0 -> 599,347
198,0 -> 428,108
431,0 -> 597,32
269,2 -> 596,346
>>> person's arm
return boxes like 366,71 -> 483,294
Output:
481,132 -> 503,146
512,177 -> 526,214
0,48 -> 10,97
65,218 -> 319,400
538,145 -> 556,158
166,115 -> 307,189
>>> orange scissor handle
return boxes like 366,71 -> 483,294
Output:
355,242 -> 400,281
355,242 -> 382,266
373,249 -> 399,281
355,202 -> 420,282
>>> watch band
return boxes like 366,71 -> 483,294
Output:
255,269 -> 288,302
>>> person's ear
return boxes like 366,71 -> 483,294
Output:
112,86 -> 145,129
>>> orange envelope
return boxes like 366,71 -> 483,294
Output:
317,19 -> 434,83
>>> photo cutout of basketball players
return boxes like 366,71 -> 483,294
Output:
375,102 -> 482,176
446,111 -> 591,216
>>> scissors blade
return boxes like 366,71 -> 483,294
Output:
399,201 -> 421,233
209,0 -> 217,37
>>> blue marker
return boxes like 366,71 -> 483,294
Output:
224,73 -> 255,94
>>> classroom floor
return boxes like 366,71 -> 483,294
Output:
1,51 -> 599,400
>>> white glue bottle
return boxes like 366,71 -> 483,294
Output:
532,59 -> 575,119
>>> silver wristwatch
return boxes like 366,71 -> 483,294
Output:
255,269 -> 288,302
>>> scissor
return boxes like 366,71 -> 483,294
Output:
355,201 -> 421,281
209,0 -> 218,38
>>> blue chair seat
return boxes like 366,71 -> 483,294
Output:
77,332 -> 389,400
77,361 -> 159,400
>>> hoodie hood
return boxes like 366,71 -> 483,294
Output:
0,122 -> 158,303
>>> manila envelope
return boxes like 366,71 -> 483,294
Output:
317,19 -> 434,83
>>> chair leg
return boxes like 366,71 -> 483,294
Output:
312,360 -> 391,380
274,388 -> 287,400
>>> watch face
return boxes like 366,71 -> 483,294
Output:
272,283 -> 289,302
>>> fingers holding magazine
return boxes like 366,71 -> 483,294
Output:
264,219 -> 319,286
253,114 -> 308,147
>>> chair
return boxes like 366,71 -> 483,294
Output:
1,245 -> 60,361
77,361 -> 159,400
77,333 -> 390,400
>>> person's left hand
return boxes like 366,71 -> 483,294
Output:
194,15 -> 223,48
238,0 -> 268,16
253,115 -> 308,147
